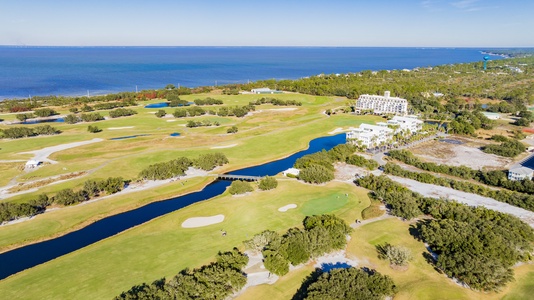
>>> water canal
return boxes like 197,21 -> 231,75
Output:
0,133 -> 346,280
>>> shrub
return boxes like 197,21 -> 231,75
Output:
298,164 -> 334,184
227,126 -> 238,134
193,152 -> 229,170
64,114 -> 80,124
87,125 -> 101,133
155,109 -> 166,118
376,243 -> 413,267
228,180 -> 253,195
33,108 -> 57,117
258,176 -> 278,190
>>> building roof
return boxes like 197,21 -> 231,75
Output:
360,123 -> 393,132
509,165 -> 533,176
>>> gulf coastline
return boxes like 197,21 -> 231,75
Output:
0,46 -> 503,99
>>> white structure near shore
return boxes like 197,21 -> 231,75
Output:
355,91 -> 408,115
347,116 -> 422,148
508,165 -> 534,181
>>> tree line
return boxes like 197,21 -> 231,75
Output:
108,108 -> 138,118
356,174 -> 534,291
138,153 -> 229,180
227,176 -> 278,195
114,248 -> 248,300
0,125 -> 60,139
388,149 -> 534,194
249,97 -> 302,106
0,177 -> 125,223
171,105 -> 253,119
382,162 -> 534,212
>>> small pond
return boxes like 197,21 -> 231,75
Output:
144,102 -> 169,108
110,134 -> 151,140
20,118 -> 64,124
170,132 -> 180,137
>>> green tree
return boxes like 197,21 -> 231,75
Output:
228,180 -> 253,195
258,176 -> 278,190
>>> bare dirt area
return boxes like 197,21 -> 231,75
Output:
410,136 -> 513,170
390,175 -> 534,227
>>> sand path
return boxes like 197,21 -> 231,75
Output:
19,138 -> 103,164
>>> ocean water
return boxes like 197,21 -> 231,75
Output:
0,47 -> 502,99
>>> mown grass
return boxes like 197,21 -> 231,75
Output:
0,180 -> 369,300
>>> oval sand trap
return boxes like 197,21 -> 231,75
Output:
182,214 -> 225,228
108,126 -> 134,130
278,204 -> 297,212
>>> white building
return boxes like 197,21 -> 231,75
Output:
283,168 -> 300,177
347,116 -> 423,148
346,124 -> 393,148
508,165 -> 534,181
25,160 -> 41,169
355,91 -> 408,115
386,116 -> 423,133
251,88 -> 283,94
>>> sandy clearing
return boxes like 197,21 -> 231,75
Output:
181,214 -> 225,228
211,144 -> 237,149
166,119 -> 177,122
313,250 -> 361,270
108,126 -> 134,130
278,204 -> 297,212
18,138 -> 103,164
390,175 -> 534,227
268,108 -> 297,111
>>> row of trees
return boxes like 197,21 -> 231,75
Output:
186,120 -> 220,128
193,97 -> 223,105
172,105 -> 253,119
114,248 -> 248,300
249,97 -> 302,106
382,162 -> 534,212
356,174 -> 534,291
447,111 -> 495,135
64,112 -> 105,124
227,176 -> 278,195
138,153 -> 229,180
0,125 -> 60,139
0,177 -> 125,223
388,149 -> 534,194
244,215 -> 352,276
108,108 -> 138,118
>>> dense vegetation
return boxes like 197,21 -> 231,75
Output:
228,180 -> 253,195
388,149 -> 534,194
356,174 -> 534,291
33,108 -> 57,117
0,177 -> 125,223
0,125 -> 60,139
482,138 -> 526,157
382,162 -> 534,211
258,176 -> 278,190
185,120 -> 220,128
173,105 -> 253,119
244,215 -> 352,276
294,267 -> 397,300
294,144 -> 377,184
108,108 -> 138,118
249,97 -> 302,106
138,153 -> 228,180
115,248 -> 248,300
193,97 -> 223,105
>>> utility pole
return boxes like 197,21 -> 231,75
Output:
87,90 -> 90,98
136,85 -> 138,93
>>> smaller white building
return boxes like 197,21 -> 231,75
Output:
25,160 -> 41,169
387,116 -> 423,133
283,168 -> 300,177
508,165 -> 534,181
482,112 -> 500,120
251,88 -> 283,94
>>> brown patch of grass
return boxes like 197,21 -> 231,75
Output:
361,201 -> 385,220
8,172 -> 86,193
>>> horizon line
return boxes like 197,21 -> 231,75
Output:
1,45 -> 533,49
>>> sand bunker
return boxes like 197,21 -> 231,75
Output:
181,214 -> 225,228
108,126 -> 134,130
211,144 -> 237,149
278,204 -> 297,212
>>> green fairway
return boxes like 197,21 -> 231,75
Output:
0,180 -> 369,300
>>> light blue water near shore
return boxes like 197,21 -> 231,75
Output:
0,47 -> 502,99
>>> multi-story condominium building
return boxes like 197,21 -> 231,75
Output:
385,116 -> 423,133
346,124 -> 393,148
355,91 -> 408,115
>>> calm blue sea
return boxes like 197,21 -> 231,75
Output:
0,47 -> 502,99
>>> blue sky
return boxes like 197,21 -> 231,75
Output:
0,0 -> 532,47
